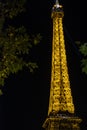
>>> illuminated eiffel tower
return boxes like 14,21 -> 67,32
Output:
42,0 -> 82,129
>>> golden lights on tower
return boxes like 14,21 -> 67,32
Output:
48,1 -> 74,116
42,1 -> 82,130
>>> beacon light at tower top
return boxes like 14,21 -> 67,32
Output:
54,0 -> 62,8
52,0 -> 63,14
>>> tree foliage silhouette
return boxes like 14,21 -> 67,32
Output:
79,42 -> 87,74
0,0 -> 41,94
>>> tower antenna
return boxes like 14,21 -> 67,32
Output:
56,0 -> 59,5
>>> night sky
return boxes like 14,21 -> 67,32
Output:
0,0 -> 87,130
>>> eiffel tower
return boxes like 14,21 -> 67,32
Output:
42,0 -> 82,129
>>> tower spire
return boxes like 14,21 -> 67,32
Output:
56,0 -> 59,5
54,0 -> 60,8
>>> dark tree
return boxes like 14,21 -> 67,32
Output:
79,42 -> 87,74
0,0 -> 41,94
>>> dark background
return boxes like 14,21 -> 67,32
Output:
0,0 -> 87,130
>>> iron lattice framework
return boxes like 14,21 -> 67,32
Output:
48,4 -> 74,115
43,1 -> 82,130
